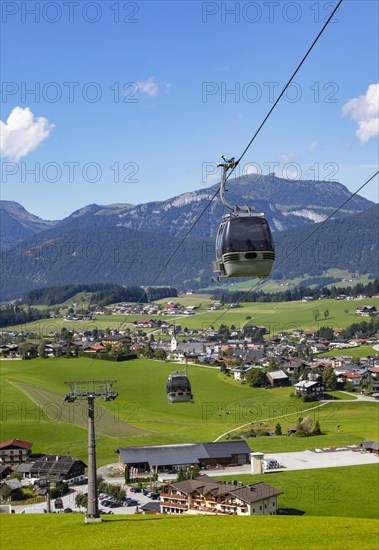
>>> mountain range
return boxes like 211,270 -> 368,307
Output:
0,176 -> 377,301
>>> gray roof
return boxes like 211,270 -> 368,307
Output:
294,380 -> 319,389
231,482 -> 282,504
118,441 -> 251,467
169,476 -> 282,504
1,478 -> 22,490
30,455 -> 86,476
267,370 -> 288,380
16,463 -> 34,474
139,501 -> 161,512
361,440 -> 379,451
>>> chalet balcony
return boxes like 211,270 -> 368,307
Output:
160,493 -> 187,500
161,501 -> 188,510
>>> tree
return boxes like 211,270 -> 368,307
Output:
38,343 -> 47,358
267,357 -> 277,371
324,310 -> 330,319
75,493 -> 88,509
322,366 -> 337,391
189,465 -> 200,479
275,423 -> 282,436
246,368 -> 266,388
312,309 -> 320,321
312,420 -> 322,435
344,380 -> 355,392
176,466 -> 187,482
291,369 -> 300,385
124,465 -> 130,484
316,326 -> 334,340
300,416 -> 313,436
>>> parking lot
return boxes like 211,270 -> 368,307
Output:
13,484 -> 158,515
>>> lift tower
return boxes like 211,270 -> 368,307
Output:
64,380 -> 118,523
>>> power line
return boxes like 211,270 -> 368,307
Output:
132,0 -> 344,297
233,0 -> 344,173
79,0 -> 345,369
198,170 -> 379,330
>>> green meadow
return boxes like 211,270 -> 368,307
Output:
5,298 -> 378,337
216,464 -> 379,519
1,357 -> 378,465
0,515 -> 378,550
317,345 -> 379,358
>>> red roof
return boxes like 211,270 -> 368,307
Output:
0,438 -> 33,450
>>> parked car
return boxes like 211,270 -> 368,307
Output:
125,499 -> 138,507
54,498 -> 63,510
149,493 -> 160,500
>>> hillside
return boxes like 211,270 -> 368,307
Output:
0,201 -> 56,247
1,204 -> 377,301
52,175 -> 373,239
0,177 -> 373,250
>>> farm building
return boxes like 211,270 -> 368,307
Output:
29,455 -> 87,484
117,441 -> 251,473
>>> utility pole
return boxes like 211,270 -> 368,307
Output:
64,380 -> 118,524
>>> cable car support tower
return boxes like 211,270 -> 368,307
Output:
64,380 -> 118,523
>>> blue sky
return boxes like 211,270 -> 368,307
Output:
1,0 -> 378,220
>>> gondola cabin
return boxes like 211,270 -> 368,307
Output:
213,212 -> 275,278
166,372 -> 193,403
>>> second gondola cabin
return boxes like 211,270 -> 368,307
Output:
213,212 -> 275,277
166,372 -> 193,403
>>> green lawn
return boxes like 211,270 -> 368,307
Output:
1,357 -> 378,465
317,345 -> 379,358
5,298 -> 379,336
0,514 -> 378,550
216,464 -> 379,519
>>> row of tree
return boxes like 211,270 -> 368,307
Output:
0,305 -> 50,328
213,279 -> 379,304
21,283 -> 178,307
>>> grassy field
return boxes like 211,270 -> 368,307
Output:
202,270 -> 374,293
1,357 -> 378,465
0,514 -> 378,550
317,345 -> 379,358
5,298 -> 378,337
216,464 -> 379,519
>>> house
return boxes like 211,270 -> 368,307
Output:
29,455 -> 87,484
233,365 -> 254,381
0,344 -> 20,358
341,372 -> 362,386
266,370 -> 289,387
0,478 -> 22,500
139,501 -> 161,514
355,306 -> 378,317
0,439 -> 33,464
160,475 -> 282,516
294,380 -> 324,399
117,441 -> 251,473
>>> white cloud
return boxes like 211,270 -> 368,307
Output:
0,106 -> 54,160
135,76 -> 171,97
309,140 -> 320,152
342,83 -> 379,144
279,152 -> 296,163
